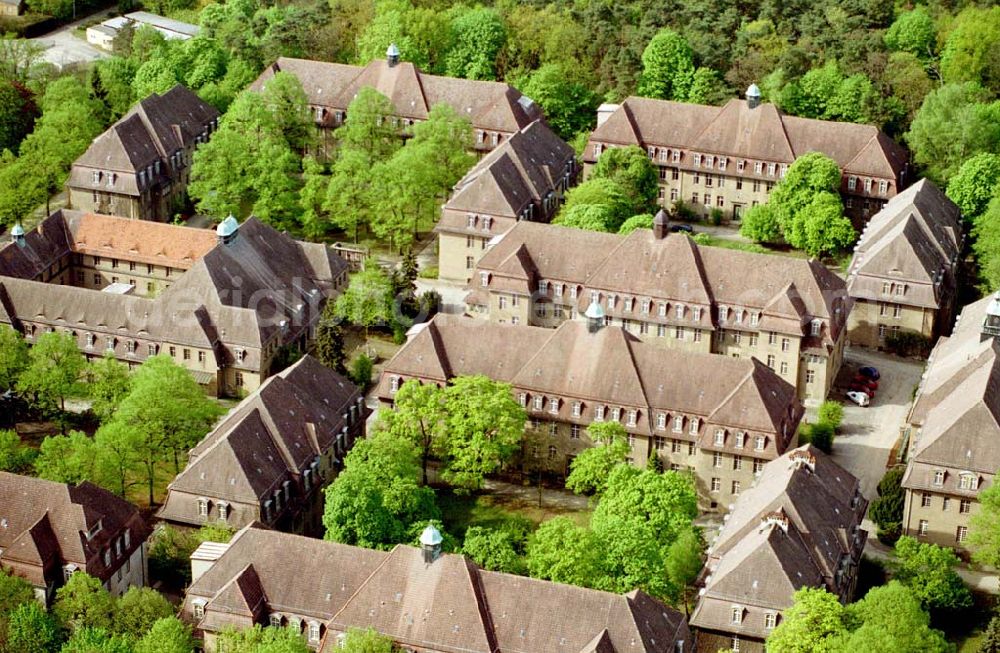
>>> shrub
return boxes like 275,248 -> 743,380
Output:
801,421 -> 835,453
351,354 -> 373,388
817,401 -> 844,431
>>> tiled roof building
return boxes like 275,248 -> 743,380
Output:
690,446 -> 867,653
67,85 -> 219,222
158,355 -> 366,536
846,179 -> 963,350
0,472 -> 150,603
181,524 -> 691,652
586,90 -> 909,225
376,314 -> 803,510
902,294 -> 1000,551
251,50 -> 543,155
465,220 -> 850,400
435,120 -> 577,283
0,211 -> 348,396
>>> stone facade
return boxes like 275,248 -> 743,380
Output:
436,120 -> 576,283
901,295 -> 1000,552
585,90 -> 909,226
464,221 -> 849,401
846,179 -> 963,350
691,448 -> 867,653
375,314 -> 803,511
67,85 -> 218,222
158,356 -> 365,537
0,211 -> 348,397
0,473 -> 150,603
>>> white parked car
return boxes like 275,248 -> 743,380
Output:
846,390 -> 870,407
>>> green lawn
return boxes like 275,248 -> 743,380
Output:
436,487 -> 591,541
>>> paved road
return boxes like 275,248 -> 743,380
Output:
820,348 -> 924,502
30,11 -> 112,69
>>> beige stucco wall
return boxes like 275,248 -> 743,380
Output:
903,488 -> 978,552
848,298 -> 935,349
438,232 -> 490,283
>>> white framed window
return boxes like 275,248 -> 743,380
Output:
218,502 -> 229,521
737,160 -> 745,172
549,398 -> 559,414
719,306 -> 728,321
658,302 -> 667,317
534,396 -> 544,410
918,519 -> 929,536
657,413 -> 666,430
673,416 -> 683,432
675,304 -> 684,319
879,180 -> 888,194
711,477 -> 721,492
197,498 -> 208,517
480,272 -> 489,287
572,401 -> 582,417
767,163 -> 776,176
755,436 -> 765,451
308,621 -> 321,642
641,299 -> 651,314
611,407 -> 621,422
933,470 -> 944,486
713,452 -> 724,468
735,432 -> 745,449
270,614 -> 282,627
627,409 -> 637,427
731,607 -> 743,624
714,429 -> 725,445
864,178 -> 872,193
518,393 -> 527,407
689,417 -> 699,435
693,153 -> 702,166
957,526 -> 968,543
848,176 -> 857,191
539,280 -> 549,294
595,406 -> 605,421
765,613 -> 776,629
960,474 -> 978,490
193,599 -> 206,619
753,161 -> 763,174
389,376 -> 400,393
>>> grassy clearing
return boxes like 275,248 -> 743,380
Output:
437,487 -> 591,541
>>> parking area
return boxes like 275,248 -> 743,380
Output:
810,348 -> 925,501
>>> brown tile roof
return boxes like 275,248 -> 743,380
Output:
436,120 -> 574,234
904,325 -> 1000,495
157,355 -> 364,527
472,222 -> 849,348
185,525 -> 691,653
253,57 -> 542,135
847,179 -> 963,310
589,97 -> 908,180
0,472 -> 149,586
69,85 -> 219,196
691,446 -> 867,639
377,315 -> 801,444
0,211 -> 348,358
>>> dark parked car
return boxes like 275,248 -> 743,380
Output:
670,224 -> 694,233
853,375 -> 878,391
858,366 -> 880,380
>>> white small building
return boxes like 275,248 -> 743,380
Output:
87,11 -> 199,51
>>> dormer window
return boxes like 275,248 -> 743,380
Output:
706,155 -> 714,168
518,393 -> 527,407
539,280 -> 549,294
719,157 -> 727,171
810,320 -> 822,337
533,396 -> 544,410
218,502 -> 229,521
107,173 -> 116,187
569,286 -> 578,300
593,143 -> 603,157
641,299 -> 651,314
689,418 -> 699,435
879,180 -> 888,194
467,213 -> 477,228
960,474 -> 978,491
715,429 -> 725,445
737,160 -> 745,172
693,154 -> 702,166
780,164 -> 788,177
197,498 -> 208,517
627,409 -> 637,427
308,621 -> 321,642
483,216 -> 492,230
765,613 -> 776,629
548,398 -> 559,414
85,333 -> 94,348
624,297 -> 633,312
480,272 -> 489,287
731,606 -> 743,624
755,436 -> 766,451
848,176 -> 857,191
675,304 -> 684,319
673,416 -> 683,432
753,162 -> 762,174
595,405 -> 605,421
92,171 -> 102,184
693,307 -> 702,321
192,599 -> 206,619
864,178 -> 872,193
611,407 -> 621,422
235,348 -> 246,363
270,614 -> 282,627
735,432 -> 745,448
389,376 -> 400,393
767,163 -> 776,176
750,312 -> 759,327
555,284 -> 564,298
672,150 -> 680,163
103,549 -> 111,567
572,401 -> 581,417
657,413 -> 666,429
719,306 -> 729,321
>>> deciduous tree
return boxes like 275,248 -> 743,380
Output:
134,617 -> 196,653
765,587 -> 847,653
86,353 -> 131,422
34,431 -> 101,485
637,29 -> 695,100
526,517 -> 606,588
891,536 -> 972,612
377,380 -> 445,485
17,331 -> 85,417
440,376 -> 525,489
462,526 -> 523,573
334,259 -> 396,339
216,624 -> 310,653
445,7 -> 506,80
53,572 -> 116,633
947,153 -> 1000,220
5,600 -> 62,653
339,627 -> 398,653
0,324 -> 28,391
565,421 -> 630,496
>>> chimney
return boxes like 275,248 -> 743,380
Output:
420,524 -> 443,563
386,43 -> 400,68
983,292 -> 1000,342
584,299 -> 605,334
596,103 -> 620,127
746,83 -> 762,110
653,208 -> 669,240
10,221 -> 25,247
